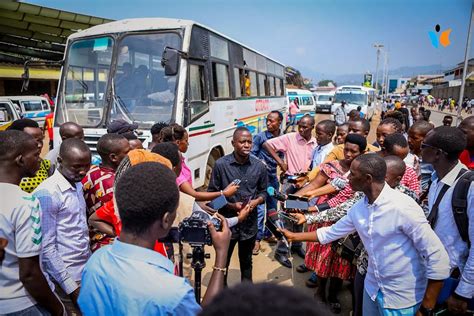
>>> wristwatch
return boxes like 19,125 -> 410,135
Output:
418,305 -> 434,316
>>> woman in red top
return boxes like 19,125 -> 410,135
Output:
89,149 -> 173,258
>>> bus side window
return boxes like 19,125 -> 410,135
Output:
211,62 -> 230,98
234,67 -> 243,97
258,74 -> 266,97
275,78 -> 282,96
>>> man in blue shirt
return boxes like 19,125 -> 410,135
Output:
78,162 -> 232,315
251,111 -> 283,254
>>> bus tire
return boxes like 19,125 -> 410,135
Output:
203,149 -> 222,189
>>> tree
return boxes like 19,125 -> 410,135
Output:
318,79 -> 336,87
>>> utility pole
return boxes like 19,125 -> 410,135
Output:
374,43 -> 384,96
385,49 -> 390,97
457,0 -> 474,125
382,50 -> 389,99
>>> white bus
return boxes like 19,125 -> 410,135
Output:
53,18 -> 287,187
332,85 -> 376,120
286,88 -> 315,113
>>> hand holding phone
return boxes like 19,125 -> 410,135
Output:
241,196 -> 252,209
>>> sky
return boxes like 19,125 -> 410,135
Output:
26,0 -> 473,80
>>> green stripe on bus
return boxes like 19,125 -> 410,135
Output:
189,124 -> 215,132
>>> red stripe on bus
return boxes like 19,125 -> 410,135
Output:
189,130 -> 212,137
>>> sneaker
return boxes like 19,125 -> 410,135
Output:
305,272 -> 318,288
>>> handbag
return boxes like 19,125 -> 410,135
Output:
331,233 -> 362,265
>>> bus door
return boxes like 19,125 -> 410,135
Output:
184,60 -> 211,172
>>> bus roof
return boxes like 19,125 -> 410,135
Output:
287,88 -> 313,95
68,18 -> 285,67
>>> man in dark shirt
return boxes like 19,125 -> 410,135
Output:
251,111 -> 283,254
208,127 -> 267,285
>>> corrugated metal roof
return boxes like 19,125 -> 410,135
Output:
0,0 -> 113,64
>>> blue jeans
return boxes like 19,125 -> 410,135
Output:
362,289 -> 420,316
288,115 -> 297,126
6,305 -> 51,316
276,179 -> 304,255
257,174 -> 279,241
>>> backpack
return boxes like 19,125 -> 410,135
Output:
451,170 -> 474,247
428,169 -> 474,247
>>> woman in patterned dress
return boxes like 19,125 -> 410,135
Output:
302,134 -> 366,313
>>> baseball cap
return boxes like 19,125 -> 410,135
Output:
107,119 -> 138,134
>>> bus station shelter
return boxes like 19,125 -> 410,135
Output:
0,0 -> 112,96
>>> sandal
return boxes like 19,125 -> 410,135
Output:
296,264 -> 310,273
253,241 -> 261,255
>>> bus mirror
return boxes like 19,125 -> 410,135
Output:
162,47 -> 179,76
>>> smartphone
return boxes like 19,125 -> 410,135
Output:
241,196 -> 252,209
284,199 -> 310,211
265,218 -> 289,248
287,194 -> 309,201
206,195 -> 228,210
232,179 -> 241,185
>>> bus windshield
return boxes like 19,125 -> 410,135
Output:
334,92 -> 367,106
317,95 -> 332,102
111,32 -> 181,129
56,36 -> 114,127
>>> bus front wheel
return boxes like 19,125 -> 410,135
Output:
203,149 -> 221,189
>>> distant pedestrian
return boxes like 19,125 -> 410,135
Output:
442,115 -> 453,127
334,100 -> 347,126
288,98 -> 300,131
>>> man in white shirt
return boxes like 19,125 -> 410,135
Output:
281,154 -> 450,315
334,101 -> 347,126
0,130 -> 63,315
34,138 -> 91,314
422,126 -> 474,315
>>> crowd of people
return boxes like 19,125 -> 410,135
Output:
382,95 -> 474,116
0,100 -> 473,315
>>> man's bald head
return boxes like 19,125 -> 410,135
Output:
384,155 -> 406,188
59,122 -> 84,140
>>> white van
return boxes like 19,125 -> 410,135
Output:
8,96 -> 51,126
0,97 -> 21,131
314,92 -> 334,113
287,88 -> 316,113
332,86 -> 376,121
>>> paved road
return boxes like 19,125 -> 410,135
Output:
194,112 -> 382,316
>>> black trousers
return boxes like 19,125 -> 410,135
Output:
353,271 -> 365,316
224,236 -> 256,286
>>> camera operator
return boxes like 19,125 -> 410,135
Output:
208,127 -> 267,285
78,162 -> 232,315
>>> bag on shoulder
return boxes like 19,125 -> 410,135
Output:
331,233 -> 362,265
452,170 -> 474,247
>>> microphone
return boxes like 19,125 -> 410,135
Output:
267,186 -> 287,202
266,209 -> 289,248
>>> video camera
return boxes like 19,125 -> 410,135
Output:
178,211 -> 222,246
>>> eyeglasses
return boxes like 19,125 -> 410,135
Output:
421,142 -> 447,155
421,142 -> 438,150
